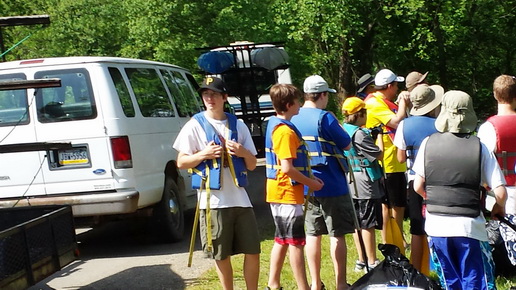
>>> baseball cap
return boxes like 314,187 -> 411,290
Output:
357,73 -> 375,93
375,69 -> 405,87
198,77 -> 227,93
342,97 -> 365,115
303,75 -> 337,93
409,84 -> 444,116
405,71 -> 429,91
435,90 -> 478,133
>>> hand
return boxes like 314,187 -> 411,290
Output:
397,90 -> 411,104
309,176 -> 324,191
225,139 -> 248,157
201,141 -> 223,160
491,203 -> 506,220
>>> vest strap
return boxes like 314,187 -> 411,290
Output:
497,151 -> 516,175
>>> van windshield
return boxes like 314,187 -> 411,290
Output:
35,69 -> 97,123
0,74 -> 30,126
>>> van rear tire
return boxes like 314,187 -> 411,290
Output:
153,178 -> 184,242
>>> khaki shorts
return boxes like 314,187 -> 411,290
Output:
305,194 -> 355,237
200,207 -> 261,260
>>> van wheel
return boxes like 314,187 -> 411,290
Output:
153,178 -> 184,242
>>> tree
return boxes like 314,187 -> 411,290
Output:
1,0 -> 514,118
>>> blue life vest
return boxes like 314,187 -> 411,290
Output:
291,108 -> 346,167
265,116 -> 310,184
402,116 -> 438,174
342,123 -> 383,182
190,112 -> 248,190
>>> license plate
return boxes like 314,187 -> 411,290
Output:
58,148 -> 89,165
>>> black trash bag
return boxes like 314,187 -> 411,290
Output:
350,244 -> 442,290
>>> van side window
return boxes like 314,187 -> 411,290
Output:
161,70 -> 200,117
35,69 -> 97,123
185,73 -> 203,110
108,67 -> 135,117
125,68 -> 175,118
0,73 -> 29,126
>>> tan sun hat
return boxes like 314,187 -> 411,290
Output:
435,90 -> 478,133
409,84 -> 444,116
405,71 -> 429,91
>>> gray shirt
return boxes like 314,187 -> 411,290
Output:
348,129 -> 384,199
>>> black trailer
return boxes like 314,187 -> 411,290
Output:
0,205 -> 78,290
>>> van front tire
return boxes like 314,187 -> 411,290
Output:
153,178 -> 184,242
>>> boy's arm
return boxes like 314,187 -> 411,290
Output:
386,96 -> 408,129
280,158 -> 323,191
413,175 -> 426,198
397,148 -> 407,163
226,139 -> 257,171
491,185 -> 507,219
176,141 -> 223,169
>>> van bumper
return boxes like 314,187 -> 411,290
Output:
0,190 -> 139,217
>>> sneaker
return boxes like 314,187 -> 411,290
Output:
354,260 -> 366,272
265,287 -> 283,290
367,259 -> 381,271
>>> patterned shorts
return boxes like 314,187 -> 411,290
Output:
500,214 -> 516,266
429,237 -> 496,290
270,203 -> 306,245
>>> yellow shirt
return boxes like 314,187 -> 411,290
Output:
266,124 -> 305,204
365,92 -> 407,173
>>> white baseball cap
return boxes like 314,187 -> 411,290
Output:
375,69 -> 405,86
303,75 -> 337,93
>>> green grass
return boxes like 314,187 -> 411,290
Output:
187,207 -> 516,289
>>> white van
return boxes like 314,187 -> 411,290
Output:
0,57 -> 202,242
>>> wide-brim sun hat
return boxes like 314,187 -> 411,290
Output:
405,71 -> 429,91
409,84 -> 444,116
357,73 -> 375,93
435,90 -> 478,133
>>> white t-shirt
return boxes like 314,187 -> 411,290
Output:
392,120 -> 413,180
412,135 -> 506,241
172,114 -> 257,209
478,121 -> 516,215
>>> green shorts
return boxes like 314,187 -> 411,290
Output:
200,207 -> 261,260
305,194 -> 355,237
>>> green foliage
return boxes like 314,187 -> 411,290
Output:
1,0 -> 515,117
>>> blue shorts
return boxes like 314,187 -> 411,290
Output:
429,236 -> 496,290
